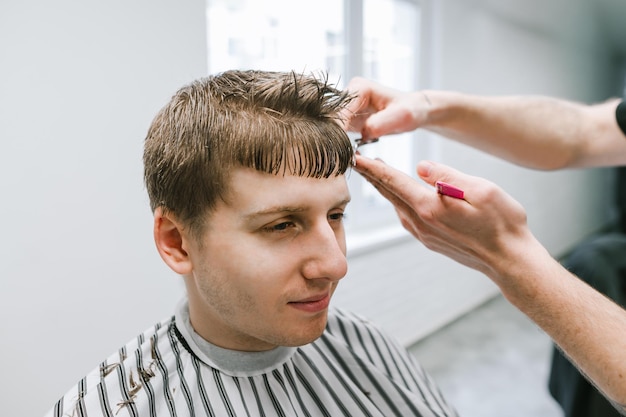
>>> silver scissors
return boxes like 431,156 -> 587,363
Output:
354,137 -> 379,150
351,137 -> 379,165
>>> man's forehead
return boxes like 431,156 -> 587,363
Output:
224,167 -> 350,211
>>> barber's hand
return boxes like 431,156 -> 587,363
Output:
354,155 -> 536,281
341,77 -> 430,141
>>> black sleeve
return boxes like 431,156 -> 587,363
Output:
616,100 -> 626,137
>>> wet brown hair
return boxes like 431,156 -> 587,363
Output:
143,70 -> 355,237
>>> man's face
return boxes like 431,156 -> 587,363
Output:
184,167 -> 350,352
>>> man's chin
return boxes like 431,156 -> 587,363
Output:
280,315 -> 329,347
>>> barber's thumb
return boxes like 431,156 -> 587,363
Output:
364,109 -> 403,139
417,160 -> 457,185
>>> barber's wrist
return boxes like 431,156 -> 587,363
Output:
419,90 -> 461,127
616,99 -> 626,137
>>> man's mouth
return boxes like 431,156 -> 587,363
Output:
288,292 -> 331,313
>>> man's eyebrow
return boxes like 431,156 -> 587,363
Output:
243,197 -> 351,220
244,206 -> 306,220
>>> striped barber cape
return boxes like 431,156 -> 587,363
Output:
46,301 -> 458,417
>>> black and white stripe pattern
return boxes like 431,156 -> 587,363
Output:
45,307 -> 458,417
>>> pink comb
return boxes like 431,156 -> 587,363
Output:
436,181 -> 465,199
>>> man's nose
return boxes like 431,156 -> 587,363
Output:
300,222 -> 348,282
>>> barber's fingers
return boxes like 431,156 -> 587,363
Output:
416,159 -> 470,184
340,77 -> 377,132
341,77 -> 408,139
355,155 -> 533,278
355,156 -> 438,241
415,160 -> 477,204
355,155 -> 476,212
355,154 -> 488,271
363,101 -> 421,140
415,160 -> 527,220
355,155 -> 526,233
354,154 -> 432,209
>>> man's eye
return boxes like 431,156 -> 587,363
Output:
329,212 -> 345,221
265,221 -> 295,232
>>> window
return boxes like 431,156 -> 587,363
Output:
206,0 -> 423,253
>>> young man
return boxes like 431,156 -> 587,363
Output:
45,71 -> 457,417
341,76 -> 626,411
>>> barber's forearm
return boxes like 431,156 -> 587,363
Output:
494,248 -> 626,410
421,92 -> 624,170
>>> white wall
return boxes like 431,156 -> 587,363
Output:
1,0 -> 623,416
0,1 -> 206,415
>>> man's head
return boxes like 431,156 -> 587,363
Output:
144,70 -> 354,239
144,70 -> 355,352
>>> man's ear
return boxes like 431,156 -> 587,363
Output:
153,208 -> 193,275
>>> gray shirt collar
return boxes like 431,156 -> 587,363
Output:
174,298 -> 297,377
